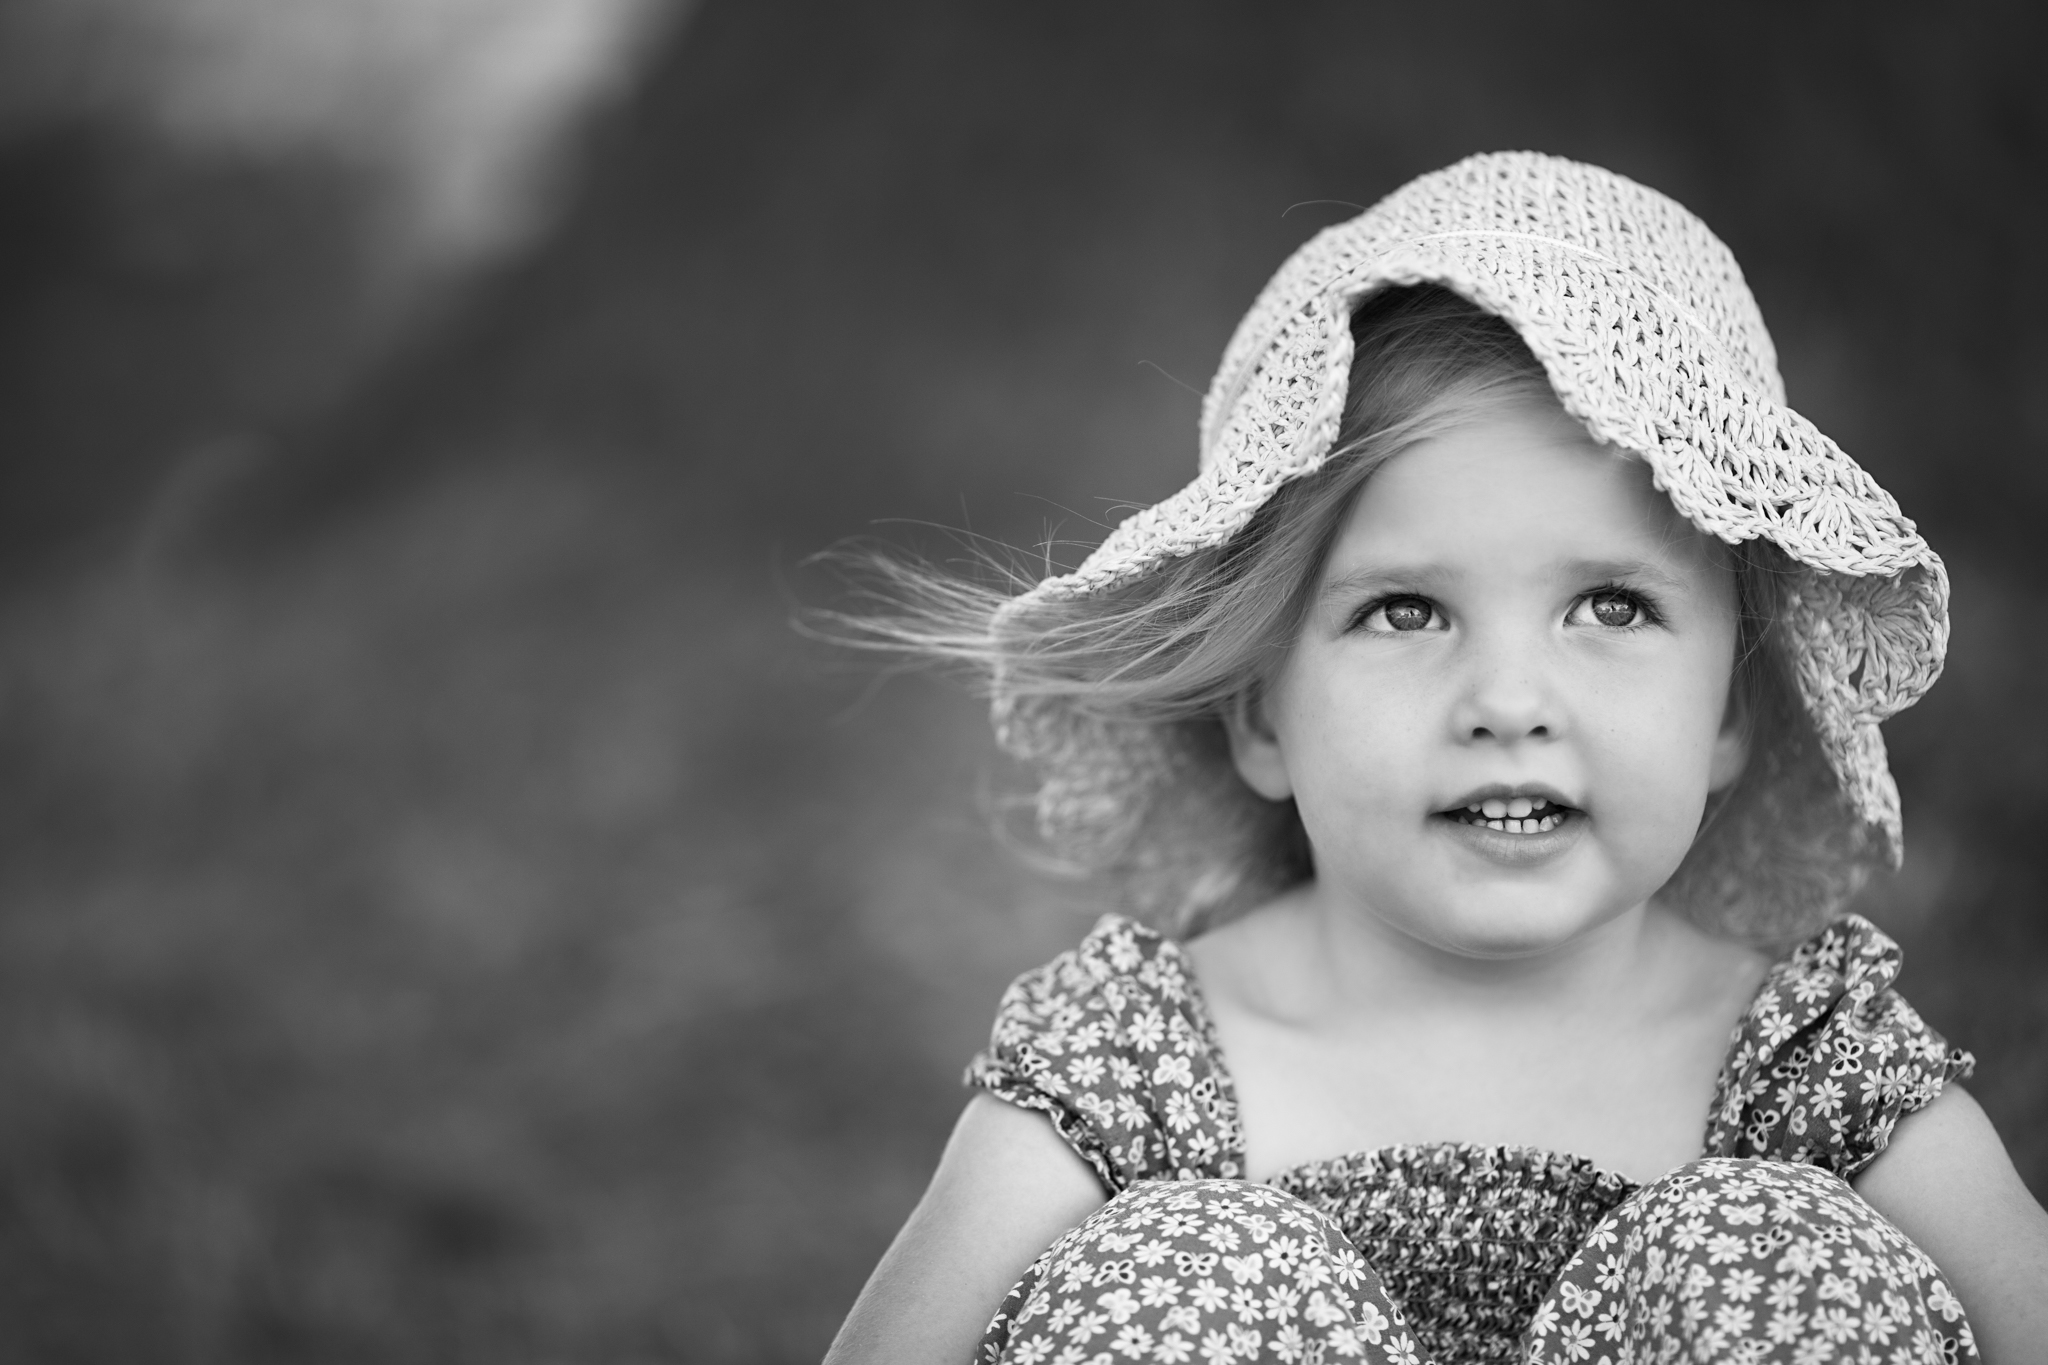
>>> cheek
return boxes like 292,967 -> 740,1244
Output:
1272,671 -> 1432,814
1665,639 -> 1739,754
1582,651 -> 1734,800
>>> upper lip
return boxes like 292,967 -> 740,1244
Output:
1440,783 -> 1579,813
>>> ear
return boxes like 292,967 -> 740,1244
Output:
1223,690 -> 1295,801
1707,685 -> 1750,795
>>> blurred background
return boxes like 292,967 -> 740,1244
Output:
0,1 -> 2042,1360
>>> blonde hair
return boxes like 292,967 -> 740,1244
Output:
831,287 -> 1877,945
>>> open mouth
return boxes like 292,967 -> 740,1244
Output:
1443,795 -> 1575,835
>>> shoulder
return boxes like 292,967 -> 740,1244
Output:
965,915 -> 1241,1190
1707,914 -> 1974,1177
987,914 -> 1197,1035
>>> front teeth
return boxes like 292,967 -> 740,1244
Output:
1461,796 -> 1565,834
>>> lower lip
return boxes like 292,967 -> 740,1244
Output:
1435,810 -> 1586,867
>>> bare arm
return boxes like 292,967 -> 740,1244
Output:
823,1094 -> 1106,1365
1855,1085 -> 2048,1365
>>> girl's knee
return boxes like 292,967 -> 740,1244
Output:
1526,1157 -> 1976,1365
983,1179 -> 1416,1365
1100,1177 -> 1327,1222
1051,1178 -> 1354,1274
1628,1157 -> 1917,1262
1642,1154 -> 1851,1200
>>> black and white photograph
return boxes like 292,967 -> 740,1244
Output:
0,4 -> 2043,1362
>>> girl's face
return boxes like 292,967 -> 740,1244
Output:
1227,395 -> 1748,960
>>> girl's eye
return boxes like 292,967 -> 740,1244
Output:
1360,597 -> 1440,632
1571,589 -> 1649,629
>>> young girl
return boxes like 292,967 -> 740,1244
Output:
824,153 -> 2048,1365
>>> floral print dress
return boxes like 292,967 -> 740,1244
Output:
966,915 -> 1975,1365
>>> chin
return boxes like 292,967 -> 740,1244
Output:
1395,895 -> 1634,960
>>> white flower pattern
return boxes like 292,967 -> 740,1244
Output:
969,915 -> 1975,1364
1522,1160 -> 1975,1365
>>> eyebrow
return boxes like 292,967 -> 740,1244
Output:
1560,557 -> 1696,594
1315,565 -> 1451,606
1316,556 -> 1696,605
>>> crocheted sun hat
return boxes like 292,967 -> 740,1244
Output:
1001,151 -> 1946,864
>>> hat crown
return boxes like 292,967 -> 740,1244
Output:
1200,152 -> 1784,464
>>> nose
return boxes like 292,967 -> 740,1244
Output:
1450,641 -> 1557,746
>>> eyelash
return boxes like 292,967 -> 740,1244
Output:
1346,583 -> 1666,634
1348,594 -> 1443,634
1573,583 -> 1664,631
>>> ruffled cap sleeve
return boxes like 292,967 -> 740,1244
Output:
964,915 -> 1241,1193
1706,914 -> 1973,1178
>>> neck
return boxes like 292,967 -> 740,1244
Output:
1283,883 -> 1677,1021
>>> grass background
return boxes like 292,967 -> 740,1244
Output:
1,2 -> 2044,1360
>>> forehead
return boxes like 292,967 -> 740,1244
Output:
1324,399 -> 1723,581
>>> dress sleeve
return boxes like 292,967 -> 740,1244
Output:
964,915 -> 1241,1194
1705,914 -> 1974,1179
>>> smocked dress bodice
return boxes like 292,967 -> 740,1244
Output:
966,915 -> 1971,1365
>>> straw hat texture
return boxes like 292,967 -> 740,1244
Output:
1001,151 -> 1946,864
